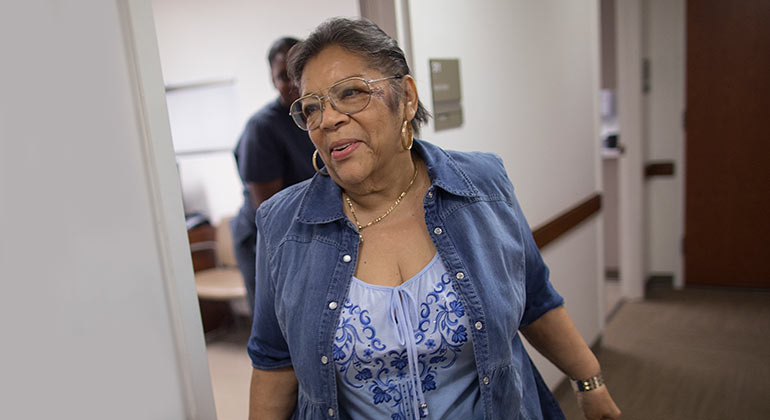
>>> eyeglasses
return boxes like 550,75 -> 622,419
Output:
289,75 -> 403,131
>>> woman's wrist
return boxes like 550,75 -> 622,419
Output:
571,372 -> 605,392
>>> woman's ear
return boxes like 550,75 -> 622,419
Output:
403,75 -> 419,120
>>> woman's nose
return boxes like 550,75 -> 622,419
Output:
319,99 -> 347,130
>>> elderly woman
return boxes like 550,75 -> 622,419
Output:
248,17 -> 621,420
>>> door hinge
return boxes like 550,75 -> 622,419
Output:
682,109 -> 687,131
642,58 -> 651,94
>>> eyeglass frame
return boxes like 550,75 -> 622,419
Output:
289,75 -> 404,131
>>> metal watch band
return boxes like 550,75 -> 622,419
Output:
572,373 -> 605,392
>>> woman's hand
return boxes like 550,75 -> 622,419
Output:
576,385 -> 622,420
520,307 -> 621,419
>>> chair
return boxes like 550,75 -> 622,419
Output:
192,216 -> 248,331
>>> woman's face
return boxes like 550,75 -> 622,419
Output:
300,45 -> 415,188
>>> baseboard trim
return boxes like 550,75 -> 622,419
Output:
647,273 -> 674,288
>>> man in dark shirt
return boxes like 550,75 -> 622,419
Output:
231,37 -> 316,312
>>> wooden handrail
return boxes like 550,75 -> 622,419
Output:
532,193 -> 602,249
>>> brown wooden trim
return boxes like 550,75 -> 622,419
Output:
645,161 -> 675,178
188,224 -> 216,272
605,268 -> 620,280
532,193 -> 602,249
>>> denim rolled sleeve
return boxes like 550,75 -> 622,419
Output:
246,217 -> 292,370
513,193 -> 564,328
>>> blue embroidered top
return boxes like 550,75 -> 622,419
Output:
248,140 -> 566,419
334,254 -> 481,420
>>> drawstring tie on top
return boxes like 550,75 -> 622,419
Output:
388,286 -> 428,420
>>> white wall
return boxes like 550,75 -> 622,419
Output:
600,0 -> 617,90
406,1 -> 603,387
151,0 -> 359,224
0,1 -> 214,418
603,157 -> 620,269
616,0 -> 647,299
409,2 -> 601,227
644,0 -> 685,286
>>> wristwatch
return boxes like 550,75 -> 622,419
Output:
572,373 -> 605,392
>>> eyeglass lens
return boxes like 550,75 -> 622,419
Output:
290,78 -> 373,130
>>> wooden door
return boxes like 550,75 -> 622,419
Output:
685,0 -> 770,287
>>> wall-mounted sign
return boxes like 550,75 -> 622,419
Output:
429,59 -> 463,131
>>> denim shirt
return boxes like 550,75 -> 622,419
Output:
248,140 -> 566,420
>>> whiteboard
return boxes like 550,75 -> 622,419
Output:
165,79 -> 241,154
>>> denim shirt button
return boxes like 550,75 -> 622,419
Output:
328,408 -> 335,417
433,227 -> 443,235
321,355 -> 329,364
342,254 -> 352,263
427,191 -> 434,199
483,376 -> 490,385
456,272 -> 465,280
328,301 -> 338,310
475,321 -> 483,330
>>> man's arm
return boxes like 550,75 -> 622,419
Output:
249,366 -> 298,419
247,178 -> 283,210
521,306 -> 621,420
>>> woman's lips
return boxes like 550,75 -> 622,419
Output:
330,140 -> 360,160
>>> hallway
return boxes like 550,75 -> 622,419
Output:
554,285 -> 770,419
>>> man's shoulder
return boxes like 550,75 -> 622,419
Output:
255,178 -> 313,238
241,99 -> 295,148
249,99 -> 283,124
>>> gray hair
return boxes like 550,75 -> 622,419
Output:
287,17 -> 430,134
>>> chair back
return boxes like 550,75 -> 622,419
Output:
215,216 -> 237,267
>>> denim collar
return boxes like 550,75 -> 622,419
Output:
297,139 -> 478,225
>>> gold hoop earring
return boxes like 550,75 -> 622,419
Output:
312,150 -> 329,176
401,120 -> 413,151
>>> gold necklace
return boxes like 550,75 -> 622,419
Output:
344,164 -> 419,241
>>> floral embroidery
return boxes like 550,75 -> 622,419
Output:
390,351 -> 409,370
421,374 -> 437,392
333,344 -> 346,361
449,300 -> 465,317
355,368 -> 373,381
334,268 -> 472,419
417,272 -> 468,371
429,355 -> 446,364
334,300 -> 386,389
373,386 -> 392,404
451,324 -> 468,343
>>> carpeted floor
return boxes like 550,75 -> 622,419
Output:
554,286 -> 770,420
